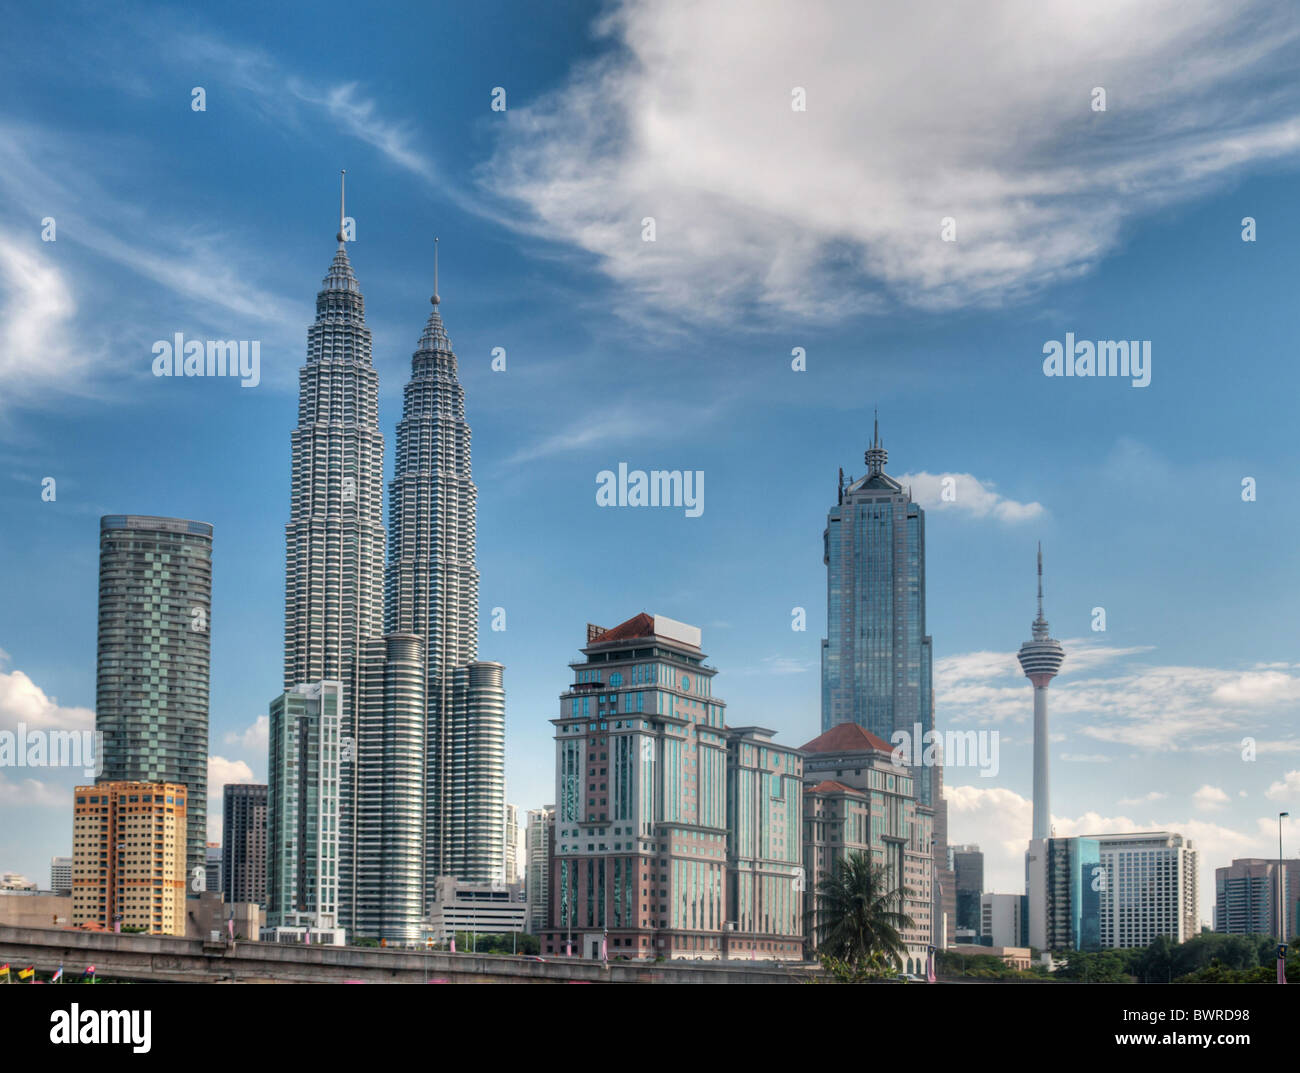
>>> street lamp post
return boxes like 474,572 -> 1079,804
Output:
1280,812 -> 1290,943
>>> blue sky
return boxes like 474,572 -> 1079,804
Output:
3,0 -> 1300,914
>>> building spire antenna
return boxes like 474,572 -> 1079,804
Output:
432,236 -> 440,306
337,169 -> 346,246
864,408 -> 887,476
1037,541 -> 1044,619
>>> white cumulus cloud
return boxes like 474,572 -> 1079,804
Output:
486,0 -> 1300,323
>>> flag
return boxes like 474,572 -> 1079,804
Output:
926,949 -> 936,983
51,965 -> 63,983
83,965 -> 95,982
18,966 -> 34,981
227,914 -> 235,941
600,936 -> 608,962
303,927 -> 311,946
1279,958 -> 1287,985
449,937 -> 456,953
0,964 -> 9,978
564,939 -> 571,957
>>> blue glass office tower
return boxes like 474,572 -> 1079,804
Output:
1027,835 -> 1102,951
821,420 -> 935,807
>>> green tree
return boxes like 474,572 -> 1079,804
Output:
1054,950 -> 1129,982
808,852 -> 914,974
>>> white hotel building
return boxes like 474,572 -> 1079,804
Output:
1091,831 -> 1199,948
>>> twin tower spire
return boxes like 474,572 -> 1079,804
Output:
336,169 -> 440,304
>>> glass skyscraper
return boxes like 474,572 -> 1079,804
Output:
96,513 -> 212,880
266,681 -> 341,932
821,420 -> 935,807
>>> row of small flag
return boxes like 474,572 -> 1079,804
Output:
0,963 -> 96,982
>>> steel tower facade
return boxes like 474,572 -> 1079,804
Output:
1017,544 -> 1065,842
279,178 -> 386,933
384,257 -> 504,907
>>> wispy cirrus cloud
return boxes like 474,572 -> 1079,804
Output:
938,639 -> 1300,753
503,400 -> 724,465
0,121 -> 304,409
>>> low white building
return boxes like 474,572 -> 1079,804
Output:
980,892 -> 1026,948
425,875 -> 527,941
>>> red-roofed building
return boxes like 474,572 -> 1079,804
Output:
801,728 -> 934,974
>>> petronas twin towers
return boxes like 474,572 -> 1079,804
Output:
270,177 -> 505,942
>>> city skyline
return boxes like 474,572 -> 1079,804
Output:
4,0 -> 1300,924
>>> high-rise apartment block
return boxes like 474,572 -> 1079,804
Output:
1215,857 -> 1300,939
222,783 -> 268,906
72,781 -> 188,935
96,514 -> 212,880
801,722 -> 934,971
504,803 -> 521,886
525,805 -> 554,935
266,682 -> 342,934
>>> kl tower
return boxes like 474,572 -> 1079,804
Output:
1017,544 -> 1065,841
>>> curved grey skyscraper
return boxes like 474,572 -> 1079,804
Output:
97,514 -> 212,881
1018,544 -> 1065,842
386,252 -> 505,901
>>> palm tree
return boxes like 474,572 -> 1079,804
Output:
809,852 -> 915,972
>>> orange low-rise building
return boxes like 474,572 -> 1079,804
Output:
72,781 -> 188,936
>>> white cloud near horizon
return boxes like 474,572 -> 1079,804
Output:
486,0 -> 1300,323
223,716 -> 269,755
946,784 -> 1289,921
897,471 -> 1044,523
0,661 -> 94,734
